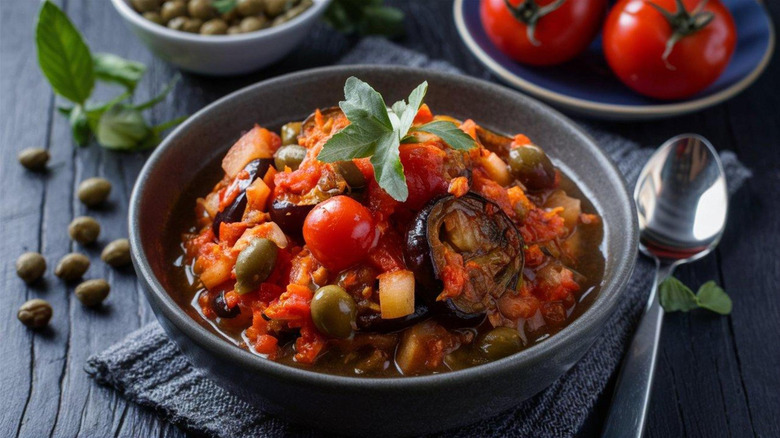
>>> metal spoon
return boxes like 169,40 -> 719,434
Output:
602,134 -> 728,438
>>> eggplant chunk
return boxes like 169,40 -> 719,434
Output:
405,193 -> 524,322
268,199 -> 315,239
212,158 -> 274,238
300,106 -> 345,140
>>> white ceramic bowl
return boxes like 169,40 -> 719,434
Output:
111,0 -> 332,76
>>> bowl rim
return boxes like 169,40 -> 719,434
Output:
111,0 -> 332,43
129,65 -> 638,390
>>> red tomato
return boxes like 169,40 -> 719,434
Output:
603,0 -> 736,100
303,196 -> 378,271
399,143 -> 449,210
480,0 -> 607,66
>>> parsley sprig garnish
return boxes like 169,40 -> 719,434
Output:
317,77 -> 477,201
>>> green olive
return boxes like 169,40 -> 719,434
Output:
183,18 -> 204,33
188,0 -> 216,19
478,327 -> 523,360
75,279 -> 110,307
142,11 -> 165,25
335,161 -> 366,189
18,299 -> 52,328
264,0 -> 289,17
272,0 -> 311,25
101,238 -> 132,268
280,122 -> 302,145
16,252 -> 46,284
507,145 -> 556,190
160,0 -> 187,23
68,216 -> 100,245
274,145 -> 307,172
221,9 -> 240,23
167,16 -> 188,31
200,18 -> 228,35
227,25 -> 242,35
18,147 -> 49,172
235,238 -> 278,294
131,0 -> 161,13
77,177 -> 112,207
236,0 -> 264,16
239,16 -> 267,33
311,285 -> 356,339
55,253 -> 90,281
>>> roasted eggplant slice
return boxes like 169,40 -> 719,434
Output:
300,106 -> 345,140
475,125 -> 513,160
212,158 -> 274,238
358,301 -> 431,333
405,193 -> 524,321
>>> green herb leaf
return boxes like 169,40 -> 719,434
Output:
129,75 -> 181,111
69,105 -> 90,145
35,0 -> 94,105
212,0 -> 237,14
93,53 -> 146,92
96,105 -> 151,150
696,281 -> 732,315
414,121 -> 478,151
659,276 -> 699,312
324,0 -> 404,37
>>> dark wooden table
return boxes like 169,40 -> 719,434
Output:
2,1 -> 778,437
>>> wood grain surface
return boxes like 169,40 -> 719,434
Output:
1,1 -> 777,437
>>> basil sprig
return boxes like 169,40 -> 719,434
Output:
659,277 -> 732,315
35,1 -> 185,151
318,77 -> 477,202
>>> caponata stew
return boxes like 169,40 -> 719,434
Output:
168,100 -> 604,377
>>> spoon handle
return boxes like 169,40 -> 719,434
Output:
601,262 -> 676,438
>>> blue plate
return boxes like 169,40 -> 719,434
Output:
454,0 -> 774,120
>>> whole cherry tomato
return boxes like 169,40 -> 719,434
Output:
400,143 -> 449,211
480,0 -> 608,66
603,0 -> 736,100
303,196 -> 377,272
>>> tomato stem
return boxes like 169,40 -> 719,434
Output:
502,0 -> 567,47
648,0 -> 715,70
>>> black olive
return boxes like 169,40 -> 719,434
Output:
404,192 -> 524,323
211,291 -> 240,318
212,158 -> 274,238
268,199 -> 316,239
357,301 -> 431,333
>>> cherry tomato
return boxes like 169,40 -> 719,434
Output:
480,0 -> 607,66
303,196 -> 377,271
603,0 -> 736,100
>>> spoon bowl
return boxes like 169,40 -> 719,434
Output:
603,134 -> 728,438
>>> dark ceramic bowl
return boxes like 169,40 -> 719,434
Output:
129,65 -> 637,436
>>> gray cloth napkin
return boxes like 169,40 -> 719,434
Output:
86,38 -> 752,438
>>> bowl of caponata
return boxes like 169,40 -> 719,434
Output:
111,0 -> 333,75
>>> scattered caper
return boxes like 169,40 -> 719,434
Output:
236,0 -> 264,17
239,15 -> 267,33
167,16 -> 189,31
68,216 -> 101,245
200,18 -> 228,35
335,161 -> 366,189
18,148 -> 49,172
77,177 -> 112,207
18,299 -> 52,328
160,0 -> 187,23
280,122 -> 302,145
101,238 -> 131,268
478,327 -> 523,360
507,145 -> 556,190
188,0 -> 216,20
142,11 -> 165,25
55,253 -> 90,281
182,18 -> 204,33
75,279 -> 110,307
131,0 -> 161,13
235,238 -> 278,294
310,285 -> 356,339
16,252 -> 46,284
264,0 -> 289,17
274,145 -> 307,171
